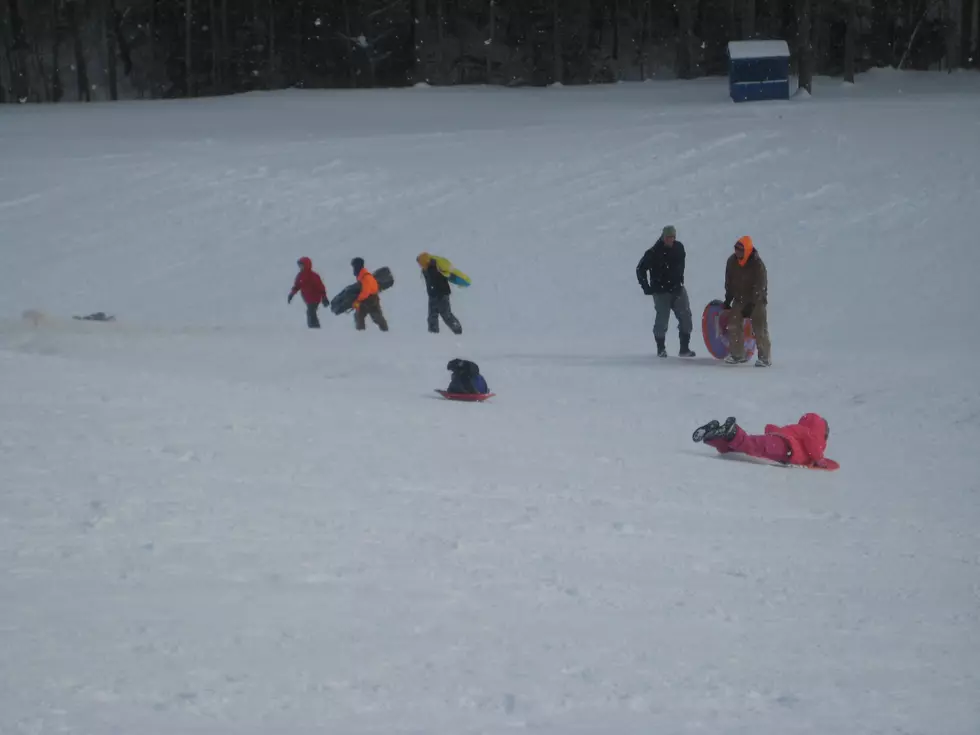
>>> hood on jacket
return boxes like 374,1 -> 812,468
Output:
297,256 -> 313,270
735,236 -> 754,266
798,413 -> 829,440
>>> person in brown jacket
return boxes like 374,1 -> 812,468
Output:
723,235 -> 771,366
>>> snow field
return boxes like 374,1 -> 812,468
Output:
1,69 -> 979,734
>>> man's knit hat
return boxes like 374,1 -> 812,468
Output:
662,225 -> 676,238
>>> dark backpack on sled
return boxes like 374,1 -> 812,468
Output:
447,358 -> 488,394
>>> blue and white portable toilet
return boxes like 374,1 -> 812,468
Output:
727,40 -> 791,102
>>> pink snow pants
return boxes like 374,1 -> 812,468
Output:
706,426 -> 790,463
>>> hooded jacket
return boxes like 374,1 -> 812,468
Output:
724,236 -> 767,305
764,413 -> 829,465
290,257 -> 328,305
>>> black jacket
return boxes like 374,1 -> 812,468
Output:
636,239 -> 686,295
422,261 -> 451,298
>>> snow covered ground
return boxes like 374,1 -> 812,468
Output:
2,69 -> 979,734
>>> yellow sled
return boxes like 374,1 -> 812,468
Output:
417,252 -> 471,288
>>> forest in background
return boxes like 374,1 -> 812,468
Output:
1,0 -> 977,103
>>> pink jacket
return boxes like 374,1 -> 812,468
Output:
764,413 -> 829,465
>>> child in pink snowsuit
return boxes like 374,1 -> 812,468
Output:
693,414 -> 832,468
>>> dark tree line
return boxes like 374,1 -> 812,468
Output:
1,0 -> 977,103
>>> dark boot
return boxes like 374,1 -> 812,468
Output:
656,337 -> 667,358
709,417 -> 738,442
693,417 -> 737,443
679,333 -> 695,357
692,420 -> 720,443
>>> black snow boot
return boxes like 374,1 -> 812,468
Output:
656,337 -> 667,358
679,333 -> 695,357
693,417 -> 738,443
692,420 -> 720,443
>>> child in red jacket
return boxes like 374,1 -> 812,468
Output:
693,413 -> 833,468
288,257 -> 329,328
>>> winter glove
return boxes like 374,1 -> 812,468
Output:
287,293 -> 294,304
322,296 -> 330,307
741,303 -> 754,318
723,295 -> 732,310
642,286 -> 653,296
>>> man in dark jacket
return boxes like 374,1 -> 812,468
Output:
418,255 -> 462,335
723,235 -> 770,366
636,225 -> 695,357
287,256 -> 329,328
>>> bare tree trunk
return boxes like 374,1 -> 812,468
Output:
637,0 -> 649,78
611,0 -> 620,60
843,0 -> 857,82
344,0 -> 356,87
110,0 -> 133,77
646,0 -> 653,69
796,0 -> 813,92
268,0 -> 275,80
742,0 -> 756,38
186,0 -> 193,96
768,0 -> 782,36
899,0 -> 941,68
7,0 -> 30,101
34,38 -> 51,102
486,0 -> 494,83
52,0 -> 64,101
676,0 -> 697,78
209,0 -> 218,88
413,0 -> 426,82
221,0 -> 228,87
971,0 -> 979,64
552,0 -> 562,82
945,0 -> 963,68
436,0 -> 445,81
104,0 -> 118,99
292,0 -> 301,85
147,0 -> 155,97
65,0 -> 89,100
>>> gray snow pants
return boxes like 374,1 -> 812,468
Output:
652,287 -> 694,340
428,295 -> 462,334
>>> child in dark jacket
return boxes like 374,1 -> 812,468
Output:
447,359 -> 489,394
288,257 -> 329,328
693,413 -> 833,468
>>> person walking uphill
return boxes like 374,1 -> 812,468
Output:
417,252 -> 462,335
723,236 -> 771,366
636,225 -> 695,357
351,257 -> 389,332
287,256 -> 329,328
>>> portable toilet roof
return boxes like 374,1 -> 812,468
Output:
727,40 -> 791,61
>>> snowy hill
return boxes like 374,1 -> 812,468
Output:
2,70 -> 979,734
